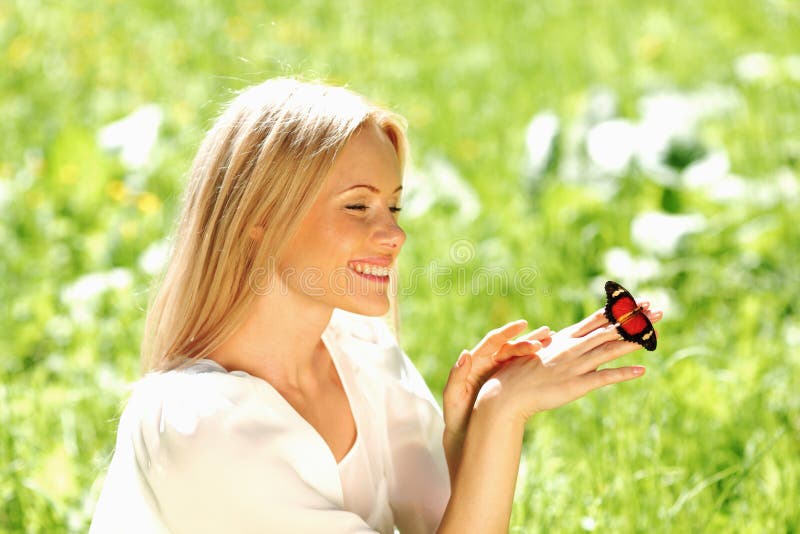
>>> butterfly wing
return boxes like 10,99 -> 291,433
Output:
604,280 -> 657,351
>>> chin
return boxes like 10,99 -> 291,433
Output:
337,297 -> 390,317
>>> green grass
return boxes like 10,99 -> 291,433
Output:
2,0 -> 799,531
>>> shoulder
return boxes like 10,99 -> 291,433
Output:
123,363 -> 250,434
105,365 -> 355,531
117,363 -> 290,473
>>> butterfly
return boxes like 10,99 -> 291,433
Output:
604,280 -> 657,351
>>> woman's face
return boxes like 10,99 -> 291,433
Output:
277,121 -> 406,316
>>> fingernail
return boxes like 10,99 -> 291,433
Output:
632,366 -> 645,375
457,352 -> 468,367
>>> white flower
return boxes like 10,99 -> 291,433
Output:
138,239 -> 171,276
403,156 -> 481,222
586,119 -> 637,175
631,211 -> 706,256
60,268 -> 134,325
635,92 -> 696,185
634,85 -> 742,185
580,516 -> 597,531
523,110 -> 559,179
638,286 -> 676,317
772,167 -> 800,201
784,55 -> 800,82
603,247 -> 661,286
750,167 -> 800,207
61,268 -> 133,303
785,322 -> 800,347
0,179 -> 11,211
98,104 -> 163,169
682,151 -> 729,188
584,86 -> 618,124
682,151 -> 747,201
734,52 -> 778,83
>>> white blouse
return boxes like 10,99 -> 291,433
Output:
89,309 -> 451,533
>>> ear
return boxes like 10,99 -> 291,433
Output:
249,225 -> 265,241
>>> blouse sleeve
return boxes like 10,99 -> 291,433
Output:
90,373 -> 379,534
371,321 -> 451,534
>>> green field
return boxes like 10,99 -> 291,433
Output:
2,1 -> 799,532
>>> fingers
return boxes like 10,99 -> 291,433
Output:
567,323 -> 623,358
443,351 -> 473,402
568,307 -> 609,338
570,304 -> 647,338
515,325 -> 552,346
644,307 -> 663,324
585,365 -> 645,391
577,336 -> 648,374
570,301 -> 658,338
493,339 -> 543,364
471,319 -> 528,358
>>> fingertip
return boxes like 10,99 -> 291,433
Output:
501,319 -> 528,337
632,366 -> 646,376
528,325 -> 551,340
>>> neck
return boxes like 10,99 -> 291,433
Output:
208,286 -> 335,390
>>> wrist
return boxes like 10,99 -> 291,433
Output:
443,424 -> 467,441
472,393 -> 529,431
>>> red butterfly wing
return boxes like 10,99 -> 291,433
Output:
604,280 -> 657,351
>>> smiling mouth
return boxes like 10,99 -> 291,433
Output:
348,261 -> 391,281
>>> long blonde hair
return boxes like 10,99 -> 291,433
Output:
141,77 -> 408,373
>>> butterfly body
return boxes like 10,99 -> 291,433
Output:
604,280 -> 657,351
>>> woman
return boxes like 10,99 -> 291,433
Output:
89,77 -> 661,533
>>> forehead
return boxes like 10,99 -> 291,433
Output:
324,122 -> 402,192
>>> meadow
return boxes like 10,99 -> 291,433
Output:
1,1 -> 798,532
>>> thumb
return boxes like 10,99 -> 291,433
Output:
444,351 -> 474,425
443,350 -> 472,410
446,350 -> 473,396
456,350 -> 472,374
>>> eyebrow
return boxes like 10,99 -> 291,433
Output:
338,184 -> 403,195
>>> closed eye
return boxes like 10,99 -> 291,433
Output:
345,204 -> 403,213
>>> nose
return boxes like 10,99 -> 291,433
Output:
374,212 -> 406,250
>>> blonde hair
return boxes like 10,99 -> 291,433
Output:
141,77 -> 408,373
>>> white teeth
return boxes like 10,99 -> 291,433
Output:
350,263 -> 390,277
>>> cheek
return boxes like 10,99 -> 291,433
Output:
286,208 -> 368,268
291,213 -> 361,267
321,213 -> 365,244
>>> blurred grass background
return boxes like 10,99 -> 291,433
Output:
2,0 -> 799,532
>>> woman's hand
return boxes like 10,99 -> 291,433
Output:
474,303 -> 663,424
441,319 -> 552,479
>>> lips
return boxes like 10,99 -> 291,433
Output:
348,261 -> 391,277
